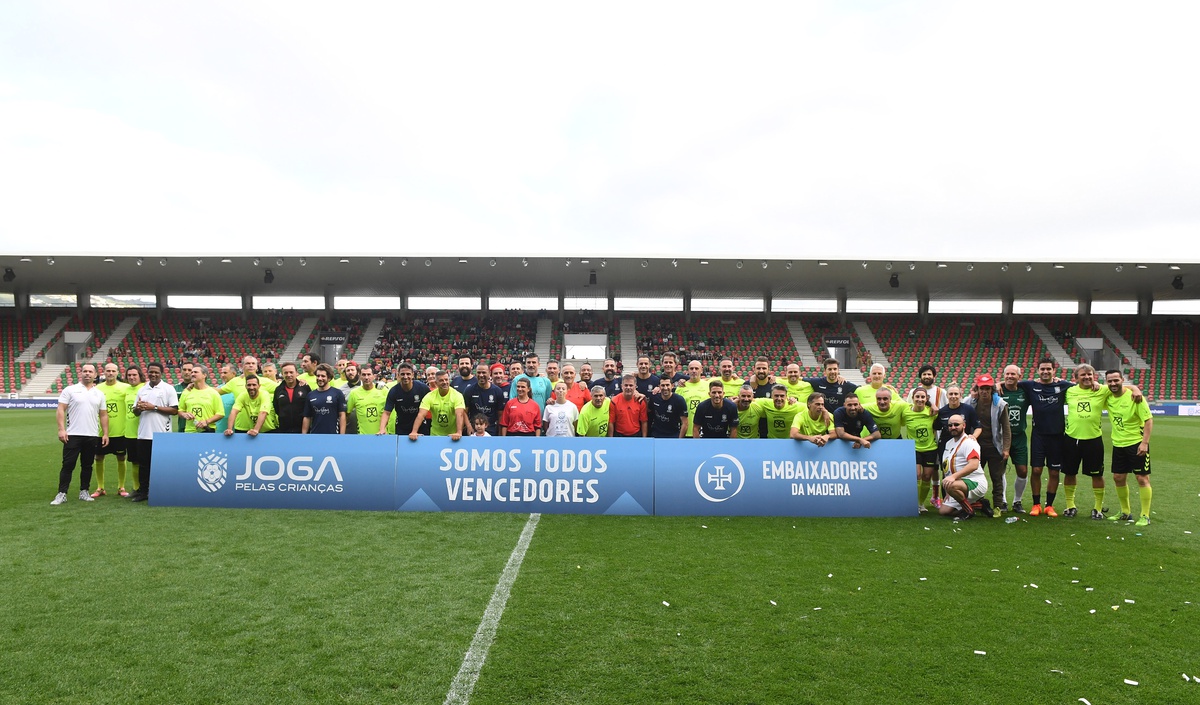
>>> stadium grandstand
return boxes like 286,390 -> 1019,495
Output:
1,256 -> 1197,401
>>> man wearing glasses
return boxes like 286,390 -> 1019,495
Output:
939,414 -> 992,520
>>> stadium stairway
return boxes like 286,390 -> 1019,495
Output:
1095,318 -> 1150,369
619,319 -> 636,365
1028,321 -> 1075,369
785,320 -> 822,368
281,317 -> 320,362
352,317 -> 387,365
15,316 -> 72,362
851,321 -> 890,369
20,363 -> 67,396
535,318 -> 552,362
87,316 -> 140,364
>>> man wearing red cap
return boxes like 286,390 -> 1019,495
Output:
967,373 -> 1011,517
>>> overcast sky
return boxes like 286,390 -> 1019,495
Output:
1,1 -> 1198,262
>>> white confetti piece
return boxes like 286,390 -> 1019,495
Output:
1024,584 -> 1029,588
677,632 -> 681,636
945,545 -> 953,549
1089,609 -> 1096,614
1072,567 -> 1079,570
857,587 -> 861,591
813,607 -> 822,611
1046,600 -> 1053,604
886,551 -> 891,554
1086,587 -> 1094,591
1183,673 -> 1190,682
992,569 -> 1000,572
1031,583 -> 1039,588
1186,531 -> 1193,535
1072,580 -> 1080,584
1124,679 -> 1138,686
577,565 -> 581,569
974,650 -> 986,655
924,527 -> 930,531
662,601 -> 670,607
1125,599 -> 1135,604
827,573 -> 833,578
1051,669 -> 1063,674
1078,699 -> 1091,705
769,600 -> 777,606
1112,605 -> 1120,611
919,577 -> 927,581
701,525 -> 707,529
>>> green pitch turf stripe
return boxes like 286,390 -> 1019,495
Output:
444,512 -> 541,705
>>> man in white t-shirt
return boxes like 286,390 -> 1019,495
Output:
131,361 -> 179,503
542,382 -> 580,437
939,413 -> 992,519
53,363 -> 110,505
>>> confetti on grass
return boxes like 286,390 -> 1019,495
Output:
1124,679 -> 1139,686
770,600 -> 777,606
662,601 -> 670,607
974,650 -> 986,655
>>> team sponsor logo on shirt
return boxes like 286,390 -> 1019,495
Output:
694,453 -> 745,503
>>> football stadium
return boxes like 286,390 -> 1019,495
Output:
4,4 -> 1200,704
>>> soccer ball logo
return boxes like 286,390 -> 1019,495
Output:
197,450 -> 228,493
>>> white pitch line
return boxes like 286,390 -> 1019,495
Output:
444,512 -> 541,705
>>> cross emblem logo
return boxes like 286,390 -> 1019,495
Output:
708,465 -> 732,490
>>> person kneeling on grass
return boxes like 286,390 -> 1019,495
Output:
939,414 -> 993,520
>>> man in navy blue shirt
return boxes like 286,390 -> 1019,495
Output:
648,377 -> 688,439
833,395 -> 880,449
463,362 -> 506,436
380,362 -> 431,436
1016,357 -> 1074,517
691,381 -> 738,439
633,356 -> 661,397
302,364 -> 346,434
806,358 -> 858,412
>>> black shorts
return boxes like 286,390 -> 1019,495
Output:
124,438 -> 139,464
97,435 -> 127,456
1030,433 -> 1064,470
1111,444 -> 1151,475
1064,437 -> 1104,476
915,449 -> 938,467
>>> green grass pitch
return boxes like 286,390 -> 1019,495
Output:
2,409 -> 1198,704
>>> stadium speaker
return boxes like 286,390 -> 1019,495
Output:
588,270 -> 597,286
2,267 -> 14,282
264,269 -> 274,284
1172,276 -> 1184,290
889,273 -> 899,288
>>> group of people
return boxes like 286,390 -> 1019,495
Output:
53,351 -> 1154,526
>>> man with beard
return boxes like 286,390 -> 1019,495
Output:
297,352 -> 320,389
709,358 -> 745,398
346,365 -> 389,435
692,381 -> 738,439
599,358 -> 622,399
677,359 -> 710,437
131,362 -> 179,502
648,377 -> 688,439
302,364 -> 347,435
411,370 -> 467,440
1105,370 -> 1154,526
939,414 -> 991,519
450,356 -> 475,393
998,364 -> 1031,512
225,374 -> 275,435
905,364 -> 948,410
633,356 -> 660,397
52,363 -> 109,505
178,365 -> 224,433
806,358 -> 857,412
966,374 -> 1011,517
833,395 -> 881,449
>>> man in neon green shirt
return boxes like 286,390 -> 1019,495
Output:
121,366 -> 144,496
708,358 -> 745,398
178,365 -> 225,433
347,366 -> 391,435
778,364 -> 813,406
93,363 -> 130,496
751,385 -> 804,439
735,386 -> 762,439
855,363 -> 901,408
576,386 -> 612,437
225,374 -> 276,436
220,355 -> 278,398
865,387 -> 909,440
297,352 -> 320,389
410,370 -> 466,440
1104,370 -> 1154,525
790,393 -> 834,446
1061,363 -> 1140,518
676,360 -> 710,437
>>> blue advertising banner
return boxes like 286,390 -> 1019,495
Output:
653,439 -> 916,517
151,434 -> 399,511
394,437 -> 654,515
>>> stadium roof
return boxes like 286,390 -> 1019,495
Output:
0,255 -> 1193,306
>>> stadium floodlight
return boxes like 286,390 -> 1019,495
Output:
861,261 -> 868,269
671,259 -> 678,267
1170,264 -> 1182,270
1000,263 -> 1009,272
966,263 -> 975,271
1115,265 -> 1123,272
3,268 -> 14,282
489,259 -> 496,267
521,258 -> 529,267
736,260 -> 743,269
276,258 -> 284,266
885,262 -> 893,270
786,261 -> 793,270
379,258 -> 386,266
103,258 -> 115,263
600,259 -> 607,267
817,261 -> 828,266
424,259 -> 432,267
253,258 -> 261,266
641,259 -> 648,267
908,262 -> 916,271
136,258 -> 144,266
339,259 -> 350,264
196,259 -> 203,265
889,273 -> 899,288
46,257 -> 55,265
299,258 -> 307,266
1053,263 -> 1065,269
159,258 -> 167,266
401,258 -> 408,266
936,262 -> 947,268
1172,276 -> 1184,290
1136,264 -> 1147,269
761,261 -> 768,269
565,258 -> 571,267
263,269 -> 274,284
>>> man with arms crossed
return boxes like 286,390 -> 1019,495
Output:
1105,370 -> 1154,526
53,363 -> 109,505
